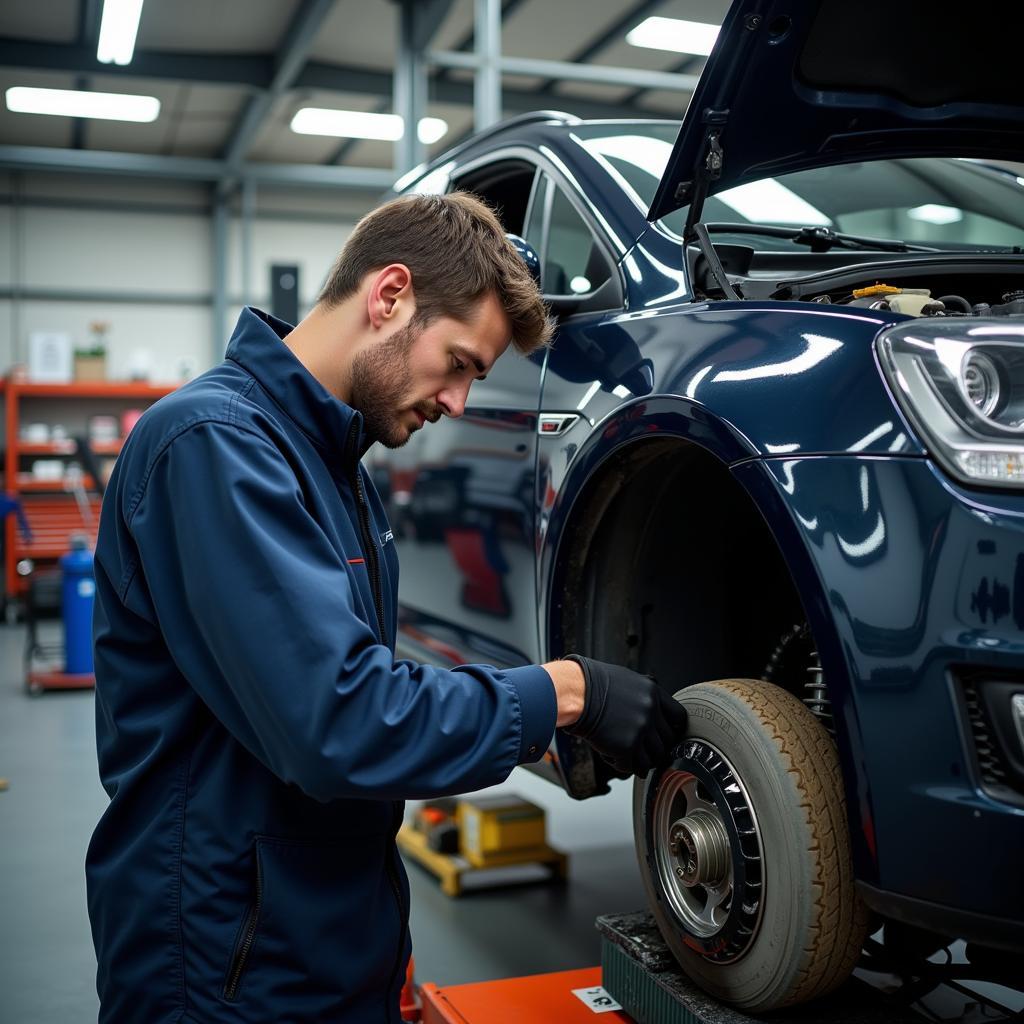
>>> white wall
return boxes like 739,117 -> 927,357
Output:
228,215 -> 352,314
0,174 -> 367,379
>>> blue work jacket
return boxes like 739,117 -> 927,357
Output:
86,307 -> 556,1023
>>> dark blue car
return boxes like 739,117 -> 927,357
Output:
372,0 -> 1024,1011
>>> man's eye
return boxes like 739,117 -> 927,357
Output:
453,359 -> 466,373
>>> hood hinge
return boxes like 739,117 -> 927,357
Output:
682,109 -> 729,241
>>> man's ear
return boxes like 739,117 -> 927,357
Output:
367,264 -> 413,329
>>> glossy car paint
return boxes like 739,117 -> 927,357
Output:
370,115 -> 1024,946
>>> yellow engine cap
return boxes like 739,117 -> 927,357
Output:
852,284 -> 901,298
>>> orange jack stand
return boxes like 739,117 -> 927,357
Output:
27,670 -> 94,694
402,957 -> 421,1022
418,967 -> 632,1023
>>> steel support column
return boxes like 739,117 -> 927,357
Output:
394,1 -> 427,175
9,173 -> 22,367
474,0 -> 502,131
241,179 -> 256,308
211,195 -> 229,364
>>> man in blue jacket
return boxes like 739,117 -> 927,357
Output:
87,192 -> 686,1023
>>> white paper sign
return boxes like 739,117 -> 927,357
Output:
28,331 -> 73,383
571,985 -> 622,1013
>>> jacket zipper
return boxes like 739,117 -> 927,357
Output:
223,853 -> 263,1001
346,422 -> 387,647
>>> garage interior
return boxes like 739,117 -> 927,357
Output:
0,2 -> 1022,1022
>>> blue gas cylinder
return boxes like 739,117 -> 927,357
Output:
61,536 -> 96,675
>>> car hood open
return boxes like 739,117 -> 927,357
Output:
647,0 -> 1024,230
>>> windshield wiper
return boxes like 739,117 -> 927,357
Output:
704,222 -> 941,253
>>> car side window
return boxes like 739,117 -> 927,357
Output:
545,183 -> 612,297
450,161 -> 537,235
523,173 -> 548,259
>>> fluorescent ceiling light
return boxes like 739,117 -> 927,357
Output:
97,0 -> 145,66
907,204 -> 963,225
627,16 -> 720,56
290,108 -> 448,145
715,178 -> 831,226
5,86 -> 159,122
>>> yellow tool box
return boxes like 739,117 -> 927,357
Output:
459,795 -> 547,867
397,793 -> 568,897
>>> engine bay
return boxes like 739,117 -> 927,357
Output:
690,244 -> 1024,316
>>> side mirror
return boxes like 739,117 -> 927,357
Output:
505,234 -> 541,287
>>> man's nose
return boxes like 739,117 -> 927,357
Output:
436,384 -> 469,419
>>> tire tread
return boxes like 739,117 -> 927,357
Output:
701,679 -> 869,1007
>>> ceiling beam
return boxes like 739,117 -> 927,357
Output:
619,54 -> 703,106
0,38 -> 271,88
0,144 -> 396,190
220,0 -> 338,186
533,0 -> 662,95
0,40 -> 681,125
428,51 -> 698,92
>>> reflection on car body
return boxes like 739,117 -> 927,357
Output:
371,0 -> 1024,1012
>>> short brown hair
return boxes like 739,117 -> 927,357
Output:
318,192 -> 553,354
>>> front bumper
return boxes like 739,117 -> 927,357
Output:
735,454 -> 1024,949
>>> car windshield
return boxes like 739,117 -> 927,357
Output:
573,122 -> 1024,251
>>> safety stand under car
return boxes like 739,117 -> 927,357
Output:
409,911 -> 922,1024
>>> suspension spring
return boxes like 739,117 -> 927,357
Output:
803,649 -> 833,735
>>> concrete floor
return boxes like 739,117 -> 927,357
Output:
0,621 -> 1020,1023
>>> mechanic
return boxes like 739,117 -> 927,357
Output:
86,191 -> 687,1024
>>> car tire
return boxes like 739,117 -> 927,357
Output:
633,678 -> 869,1012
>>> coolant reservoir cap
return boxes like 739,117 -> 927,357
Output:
852,284 -> 901,298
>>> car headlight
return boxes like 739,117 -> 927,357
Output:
876,321 -> 1024,488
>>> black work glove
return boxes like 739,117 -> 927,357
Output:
561,655 -> 688,778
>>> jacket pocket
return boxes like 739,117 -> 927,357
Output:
222,850 -> 263,1001
225,834 -> 403,1019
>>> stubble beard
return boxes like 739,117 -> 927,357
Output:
349,319 -> 421,449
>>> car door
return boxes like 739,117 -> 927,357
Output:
369,156 -> 549,670
530,172 -> 635,659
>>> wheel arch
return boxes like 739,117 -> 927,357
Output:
537,401 -> 875,884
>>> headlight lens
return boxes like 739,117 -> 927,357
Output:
876,321 -> 1024,488
962,350 -> 1003,418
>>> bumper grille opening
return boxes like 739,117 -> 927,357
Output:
962,679 -> 1010,788
958,673 -> 1024,805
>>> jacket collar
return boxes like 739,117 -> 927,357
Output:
225,306 -> 370,462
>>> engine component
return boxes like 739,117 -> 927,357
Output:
846,284 -> 945,316
991,290 -> 1024,316
937,294 -> 972,314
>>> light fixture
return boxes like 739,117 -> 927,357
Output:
290,108 -> 448,145
907,204 -> 963,225
5,86 -> 160,122
626,16 -> 720,56
97,0 -> 145,66
416,118 -> 448,144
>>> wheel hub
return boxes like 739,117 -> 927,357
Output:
648,739 -> 764,962
670,810 -> 730,888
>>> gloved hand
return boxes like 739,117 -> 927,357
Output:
561,655 -> 688,778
